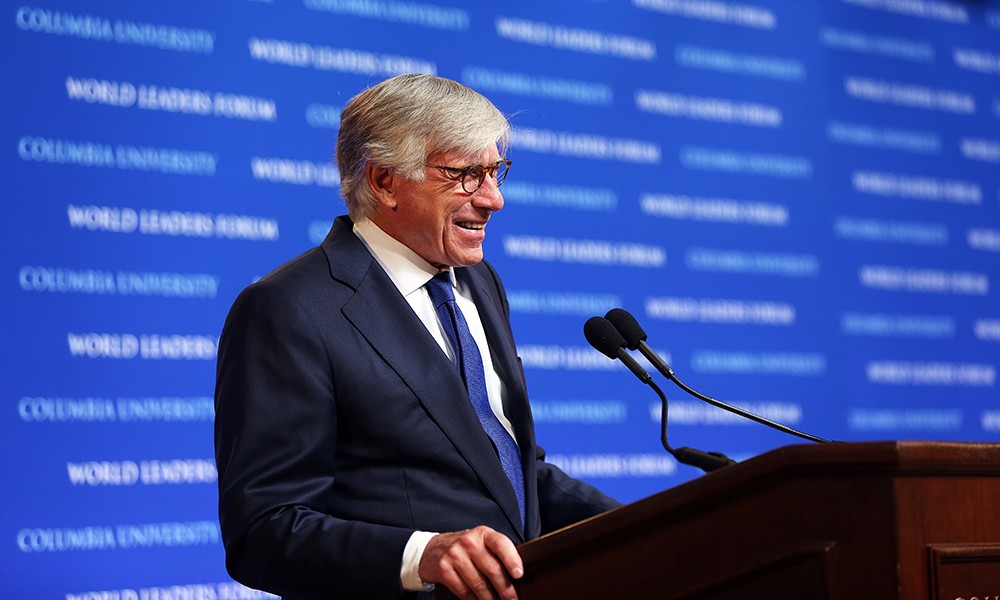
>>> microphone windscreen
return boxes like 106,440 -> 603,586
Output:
583,316 -> 627,358
605,308 -> 647,350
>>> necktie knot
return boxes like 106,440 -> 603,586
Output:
425,272 -> 456,309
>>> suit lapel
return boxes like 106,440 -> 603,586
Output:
322,218 -> 526,539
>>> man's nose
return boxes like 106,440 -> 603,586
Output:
473,176 -> 504,212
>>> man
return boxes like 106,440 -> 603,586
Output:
215,74 -> 620,600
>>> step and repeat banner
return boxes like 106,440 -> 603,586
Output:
3,0 -> 999,596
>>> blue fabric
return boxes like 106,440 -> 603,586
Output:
426,272 -> 526,528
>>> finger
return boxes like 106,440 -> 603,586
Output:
429,532 -> 499,600
466,529 -> 518,599
481,528 -> 524,580
452,533 -> 506,600
467,552 -> 512,600
436,561 -> 477,600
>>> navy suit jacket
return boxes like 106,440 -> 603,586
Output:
215,216 -> 620,599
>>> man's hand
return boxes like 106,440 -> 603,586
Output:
418,526 -> 523,600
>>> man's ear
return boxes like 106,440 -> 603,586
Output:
365,163 -> 398,209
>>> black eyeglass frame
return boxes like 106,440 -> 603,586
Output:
423,158 -> 511,194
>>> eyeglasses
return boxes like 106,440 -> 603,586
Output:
424,158 -> 511,194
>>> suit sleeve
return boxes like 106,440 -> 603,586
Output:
535,452 -> 623,535
214,279 -> 412,599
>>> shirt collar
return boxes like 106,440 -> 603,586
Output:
352,218 -> 453,296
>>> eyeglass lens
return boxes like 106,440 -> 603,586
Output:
462,160 -> 509,193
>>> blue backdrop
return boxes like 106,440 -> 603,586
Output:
3,0 -> 999,597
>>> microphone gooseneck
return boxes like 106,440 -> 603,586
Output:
604,308 -> 830,445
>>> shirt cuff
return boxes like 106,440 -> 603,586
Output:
400,530 -> 438,592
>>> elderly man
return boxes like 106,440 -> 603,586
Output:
215,74 -> 620,600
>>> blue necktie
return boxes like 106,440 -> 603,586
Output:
425,272 -> 525,528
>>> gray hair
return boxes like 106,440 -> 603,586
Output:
336,74 -> 510,221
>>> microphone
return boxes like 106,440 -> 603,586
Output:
584,316 -> 735,473
604,308 -> 830,445
583,317 -> 652,384
604,308 -> 675,378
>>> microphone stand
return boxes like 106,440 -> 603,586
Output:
583,315 -> 735,473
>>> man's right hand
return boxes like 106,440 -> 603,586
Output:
418,526 -> 523,600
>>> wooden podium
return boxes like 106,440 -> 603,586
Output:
440,441 -> 1000,599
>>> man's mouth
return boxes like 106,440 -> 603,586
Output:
456,221 -> 485,231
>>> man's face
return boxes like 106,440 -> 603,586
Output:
377,148 -> 505,269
